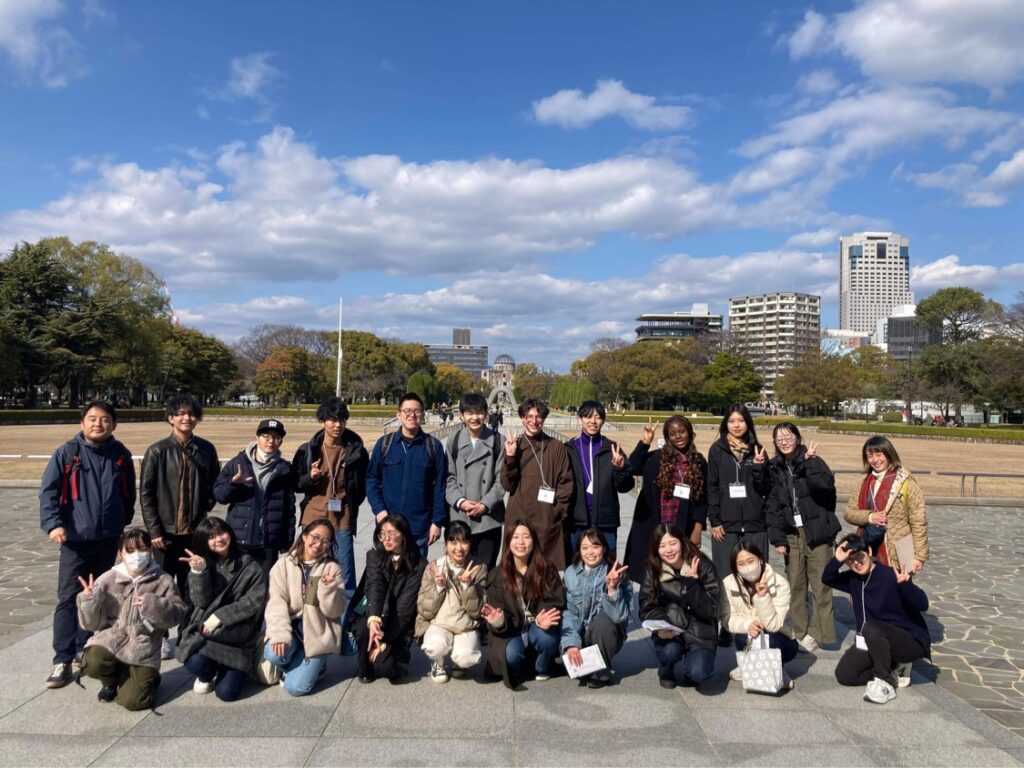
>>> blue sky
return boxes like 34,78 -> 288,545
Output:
2,0 -> 1023,371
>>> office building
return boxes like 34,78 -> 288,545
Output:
884,305 -> 940,361
426,329 -> 489,378
839,232 -> 914,334
635,303 -> 723,342
729,292 -> 821,400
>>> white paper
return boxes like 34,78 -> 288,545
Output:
537,487 -> 555,504
855,633 -> 868,651
729,483 -> 747,499
562,645 -> 607,679
642,619 -> 684,635
673,483 -> 690,499
793,513 -> 803,528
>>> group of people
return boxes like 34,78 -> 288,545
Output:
38,394 -> 932,708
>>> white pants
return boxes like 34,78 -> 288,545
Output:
421,625 -> 481,669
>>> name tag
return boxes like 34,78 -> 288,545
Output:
328,498 -> 343,513
586,477 -> 594,495
729,483 -> 747,499
673,484 -> 690,500
793,513 -> 803,527
855,633 -> 868,651
537,486 -> 555,504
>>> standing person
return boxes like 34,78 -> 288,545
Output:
140,395 -> 221,658
487,406 -> 502,433
39,401 -> 137,689
565,400 -> 634,555
638,523 -> 719,689
366,393 -> 447,557
445,393 -> 505,569
351,514 -> 426,683
416,520 -> 488,683
843,437 -> 928,574
76,527 -> 186,709
213,419 -> 297,579
623,416 -> 707,580
824,534 -> 931,704
501,398 -> 574,570
293,396 -> 368,656
706,404 -> 771,645
263,519 -> 347,696
766,423 -> 840,653
560,528 -> 632,689
480,520 -> 565,689
175,517 -> 267,702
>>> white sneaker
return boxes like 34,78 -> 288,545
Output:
783,671 -> 795,690
534,673 -> 551,682
193,678 -> 215,695
798,634 -> 819,653
895,663 -> 912,688
864,677 -> 896,704
429,662 -> 449,684
161,637 -> 174,660
729,667 -> 743,682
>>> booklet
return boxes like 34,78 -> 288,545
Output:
562,645 -> 607,679
641,619 -> 684,635
893,535 -> 915,574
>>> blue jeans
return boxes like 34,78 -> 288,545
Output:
333,528 -> 358,596
733,632 -> 799,664
505,623 -> 560,678
414,533 -> 430,559
652,636 -> 716,685
263,637 -> 328,697
184,652 -> 248,702
570,529 -> 617,558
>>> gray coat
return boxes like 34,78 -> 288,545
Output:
444,428 -> 505,534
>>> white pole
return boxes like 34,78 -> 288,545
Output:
335,297 -> 343,397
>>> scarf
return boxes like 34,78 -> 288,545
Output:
659,454 -> 689,524
246,441 -> 282,493
857,469 -> 898,514
176,438 -> 195,534
726,433 -> 749,462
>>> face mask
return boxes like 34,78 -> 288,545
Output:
123,552 -> 151,573
738,563 -> 762,583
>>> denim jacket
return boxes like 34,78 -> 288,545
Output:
560,561 -> 632,652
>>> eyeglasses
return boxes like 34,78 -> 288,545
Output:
400,409 -> 423,416
305,534 -> 330,546
775,433 -> 796,443
257,433 -> 283,441
172,411 -> 197,418
378,531 -> 402,541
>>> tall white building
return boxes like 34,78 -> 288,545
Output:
839,232 -> 914,334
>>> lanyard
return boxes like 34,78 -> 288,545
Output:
575,434 -> 597,492
524,435 -> 549,488
858,567 -> 872,632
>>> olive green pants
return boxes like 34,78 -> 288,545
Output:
784,529 -> 837,644
80,645 -> 161,711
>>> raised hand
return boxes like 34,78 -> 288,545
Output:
77,573 -> 95,598
642,419 -> 657,445
458,563 -> 481,584
610,443 -> 626,469
683,556 -> 700,580
480,603 -> 504,625
834,541 -> 850,563
754,568 -> 769,597
504,430 -> 519,457
805,441 -> 819,459
893,565 -> 912,583
321,569 -> 336,588
231,465 -> 253,484
605,560 -> 628,594
535,607 -> 562,630
434,566 -> 447,589
753,445 -> 766,464
308,459 -> 324,482
178,548 -> 206,571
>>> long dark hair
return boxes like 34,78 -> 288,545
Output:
288,518 -> 338,562
645,523 -> 704,604
192,516 -> 239,561
501,519 -> 559,604
656,415 -> 705,501
571,527 -> 615,568
718,403 -> 759,447
729,539 -> 765,607
372,513 -> 422,573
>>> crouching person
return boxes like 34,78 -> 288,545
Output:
416,521 -> 488,683
76,527 -> 186,710
263,519 -> 347,696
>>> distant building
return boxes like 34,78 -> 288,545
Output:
426,329 -> 489,378
729,292 -> 821,400
884,305 -> 940,361
821,329 -> 872,357
839,232 -> 914,335
635,303 -> 723,342
482,354 -> 516,390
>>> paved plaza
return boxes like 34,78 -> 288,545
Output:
0,485 -> 1022,766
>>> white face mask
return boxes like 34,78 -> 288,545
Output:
738,562 -> 762,583
123,551 -> 151,573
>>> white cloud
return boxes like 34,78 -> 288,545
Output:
784,228 -> 839,248
900,148 -> 1024,207
224,52 -> 281,100
532,79 -> 690,131
911,255 -> 1004,291
797,68 -> 840,96
727,147 -> 821,196
0,0 -> 87,87
788,10 -> 830,59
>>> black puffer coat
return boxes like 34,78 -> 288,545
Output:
638,554 -> 719,651
706,437 -> 771,534
214,452 -> 297,552
765,445 -> 840,549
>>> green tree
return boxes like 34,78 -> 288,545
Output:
774,351 -> 862,416
405,371 -> 437,406
550,375 -> 597,409
161,326 -> 239,403
916,287 -> 999,346
513,363 -> 554,402
698,352 -> 762,410
433,363 -> 476,402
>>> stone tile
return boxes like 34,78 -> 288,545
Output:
713,743 -> 876,767
862,746 -> 1021,767
306,737 -> 516,767
693,710 -> 849,745
982,709 -> 1024,730
0,686 -> 151,736
92,737 -> 318,767
0,735 -> 119,767
518,729 -> 719,767
831,710 -> 996,747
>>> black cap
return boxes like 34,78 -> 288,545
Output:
257,418 -> 286,437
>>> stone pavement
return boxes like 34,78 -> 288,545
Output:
0,487 -> 1022,766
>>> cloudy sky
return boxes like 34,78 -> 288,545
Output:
2,1 -> 1023,370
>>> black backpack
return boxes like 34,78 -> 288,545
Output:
380,430 -> 437,482
447,427 -> 502,466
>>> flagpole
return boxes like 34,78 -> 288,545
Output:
335,297 -> 343,397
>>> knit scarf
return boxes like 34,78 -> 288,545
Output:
857,469 -> 898,514
726,433 -> 749,461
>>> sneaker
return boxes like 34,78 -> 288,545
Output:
534,673 -> 551,682
341,632 -> 358,657
864,677 -> 896,704
783,671 -> 795,690
449,665 -> 468,680
658,677 -> 677,689
895,663 -> 912,688
161,637 -> 174,660
729,667 -> 743,682
45,662 -> 73,689
429,662 -> 449,684
798,634 -> 819,653
97,685 -> 117,703
193,678 -> 215,695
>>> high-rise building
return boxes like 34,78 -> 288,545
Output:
453,328 -> 471,347
729,292 -> 821,400
884,305 -> 940,362
839,232 -> 914,334
635,303 -> 723,342
426,328 -> 489,378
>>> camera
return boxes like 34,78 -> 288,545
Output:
839,533 -> 868,555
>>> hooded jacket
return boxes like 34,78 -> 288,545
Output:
214,446 -> 297,551
706,436 -> 771,534
293,427 -> 368,530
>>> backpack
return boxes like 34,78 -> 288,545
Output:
380,430 -> 437,481
59,438 -> 133,507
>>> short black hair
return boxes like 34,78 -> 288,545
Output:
192,516 -> 239,561
398,392 -> 424,410
81,400 -> 117,421
165,395 -> 203,421
518,398 -> 549,419
444,520 -> 472,542
577,400 -> 606,419
316,396 -> 350,422
118,526 -> 151,552
459,393 -> 488,413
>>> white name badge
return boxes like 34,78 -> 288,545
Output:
729,483 -> 747,499
673,484 -> 690,500
538,487 -> 556,504
328,498 -> 343,513
855,633 -> 868,651
793,513 -> 803,528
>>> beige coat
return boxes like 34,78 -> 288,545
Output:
720,563 -> 794,639
843,468 -> 928,571
415,557 -> 487,637
265,555 -> 347,658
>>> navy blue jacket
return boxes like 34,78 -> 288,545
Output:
822,557 -> 931,653
214,452 -> 297,552
39,433 -> 136,542
366,431 -> 446,538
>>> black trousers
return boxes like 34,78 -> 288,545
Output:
835,620 -> 925,686
470,527 -> 502,570
53,538 -> 120,664
155,533 -> 193,606
353,614 -> 412,681
580,612 -> 626,683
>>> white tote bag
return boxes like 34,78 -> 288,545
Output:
739,634 -> 784,695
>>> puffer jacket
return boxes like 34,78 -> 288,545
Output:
706,437 -> 771,534
265,555 -> 347,657
638,554 -> 719,651
719,563 -> 794,638
415,556 -> 487,637
766,446 -> 840,549
214,448 -> 297,551
843,468 -> 929,571
560,560 -> 632,652
77,561 -> 186,669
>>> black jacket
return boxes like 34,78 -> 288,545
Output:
623,442 -> 708,579
353,546 -> 425,649
706,437 -> 771,534
213,452 -> 297,551
766,446 -> 840,549
140,434 -> 220,538
292,428 -> 368,527
564,434 -> 635,530
638,554 -> 719,651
